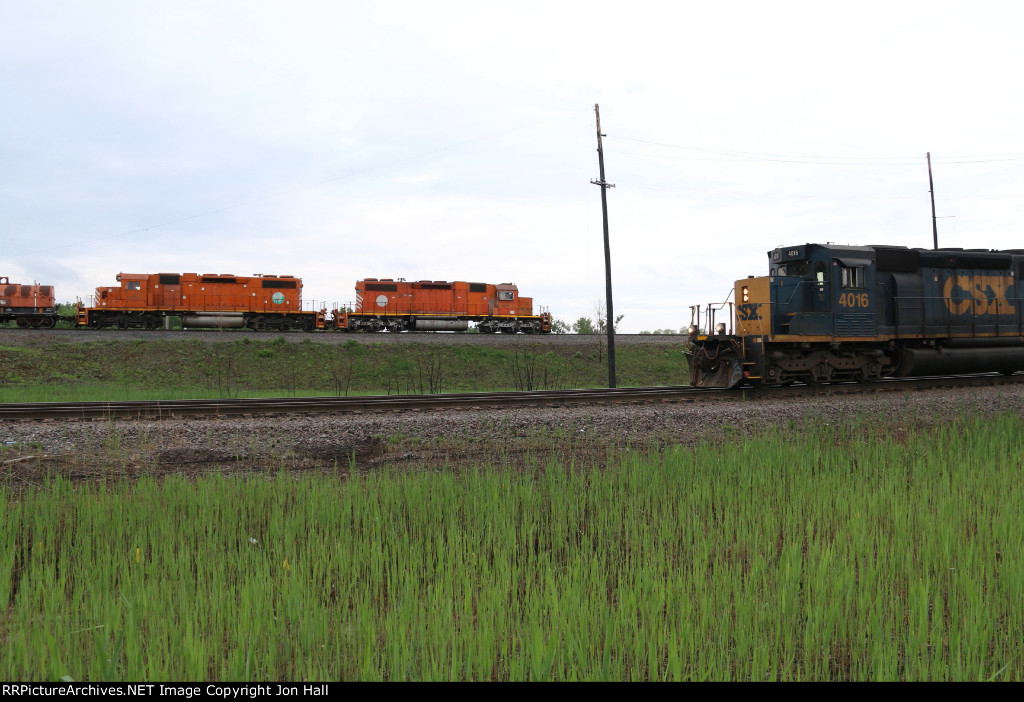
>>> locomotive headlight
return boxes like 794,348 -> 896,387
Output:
742,286 -> 750,303
715,322 -> 726,335
687,324 -> 697,335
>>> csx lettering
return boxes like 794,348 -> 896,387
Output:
838,293 -> 870,308
737,303 -> 762,321
943,275 -> 1017,316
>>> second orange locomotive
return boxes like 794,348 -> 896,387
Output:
76,273 -> 326,331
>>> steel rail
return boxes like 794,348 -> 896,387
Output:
0,386 -> 714,420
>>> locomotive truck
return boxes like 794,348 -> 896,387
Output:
686,243 -> 1024,388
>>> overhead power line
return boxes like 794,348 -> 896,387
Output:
609,136 -> 1024,165
617,180 -> 1024,201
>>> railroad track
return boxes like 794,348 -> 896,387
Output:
2,374 -> 1022,420
0,386 -> 716,420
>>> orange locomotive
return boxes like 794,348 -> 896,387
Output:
0,276 -> 59,328
333,279 -> 552,333
76,273 -> 326,331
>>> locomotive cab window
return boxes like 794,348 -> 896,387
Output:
773,262 -> 811,278
125,281 -> 141,291
841,266 -> 865,289
497,291 -> 514,301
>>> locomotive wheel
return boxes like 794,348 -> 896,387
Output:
16,319 -> 29,328
116,315 -> 129,330
248,318 -> 265,332
764,366 -> 794,387
39,317 -> 56,329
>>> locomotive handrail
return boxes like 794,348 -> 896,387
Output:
774,278 -> 822,307
706,301 -> 733,336
691,288 -> 735,337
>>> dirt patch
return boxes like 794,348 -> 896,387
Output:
293,437 -> 386,463
155,447 -> 243,465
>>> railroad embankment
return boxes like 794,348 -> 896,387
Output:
0,334 -> 690,402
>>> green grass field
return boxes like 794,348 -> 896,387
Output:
4,412 -> 1022,681
0,337 -> 689,402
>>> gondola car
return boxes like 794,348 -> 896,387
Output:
686,243 -> 1024,388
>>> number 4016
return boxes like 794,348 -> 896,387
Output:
838,292 -> 869,308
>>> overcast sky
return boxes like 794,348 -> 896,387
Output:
2,0 -> 1022,332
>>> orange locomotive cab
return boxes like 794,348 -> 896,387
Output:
78,273 -> 325,331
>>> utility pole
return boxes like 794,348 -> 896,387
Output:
591,104 -> 616,388
927,152 -> 939,249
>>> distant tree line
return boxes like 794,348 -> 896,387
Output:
550,302 -> 624,334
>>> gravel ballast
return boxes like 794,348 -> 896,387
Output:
3,385 -> 1022,482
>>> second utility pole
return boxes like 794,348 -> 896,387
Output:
591,103 -> 616,388
927,152 -> 939,249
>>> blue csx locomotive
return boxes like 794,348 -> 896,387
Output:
686,243 -> 1024,388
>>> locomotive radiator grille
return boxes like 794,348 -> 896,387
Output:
835,313 -> 876,337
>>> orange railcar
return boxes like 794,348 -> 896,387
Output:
0,276 -> 59,328
77,273 -> 326,331
333,279 -> 551,333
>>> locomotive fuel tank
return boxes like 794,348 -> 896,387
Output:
413,319 -> 471,331
181,313 -> 247,328
896,345 -> 1024,376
